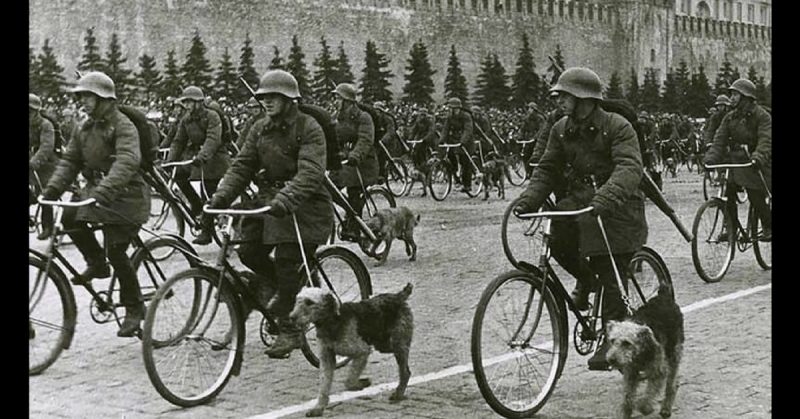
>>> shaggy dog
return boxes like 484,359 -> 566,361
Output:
290,283 -> 414,417
481,157 -> 506,200
363,206 -> 419,266
606,282 -> 684,419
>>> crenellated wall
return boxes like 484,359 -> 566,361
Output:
28,0 -> 770,101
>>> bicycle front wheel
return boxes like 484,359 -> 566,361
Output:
142,268 -> 243,407
691,199 -> 735,283
427,161 -> 452,201
384,158 -> 410,198
505,155 -> 527,187
29,255 -> 77,375
750,202 -> 772,271
471,270 -> 566,418
501,197 -> 546,269
302,246 -> 372,368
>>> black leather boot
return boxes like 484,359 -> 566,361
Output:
117,303 -> 145,337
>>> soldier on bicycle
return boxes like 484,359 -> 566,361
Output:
703,78 -> 772,241
205,70 -> 334,358
30,93 -> 59,240
440,97 -> 475,193
40,71 -> 151,338
514,67 -> 648,370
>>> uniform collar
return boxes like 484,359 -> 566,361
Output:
736,100 -> 756,115
86,102 -> 116,125
265,102 -> 298,131
564,105 -> 606,136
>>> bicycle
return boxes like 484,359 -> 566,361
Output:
29,195 -> 198,376
141,204 -> 372,407
504,138 -> 534,187
29,170 -> 45,236
702,168 -> 748,204
691,162 -> 771,283
472,206 -> 672,418
377,134 -> 412,198
426,143 -> 484,201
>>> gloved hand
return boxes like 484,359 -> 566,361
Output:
90,191 -> 111,207
207,195 -> 227,210
589,198 -> 612,219
191,156 -> 205,167
513,199 -> 539,216
40,187 -> 61,201
267,199 -> 289,218
751,153 -> 767,169
345,156 -> 359,167
702,159 -> 717,171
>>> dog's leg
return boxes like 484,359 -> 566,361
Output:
307,347 -> 337,417
620,370 -> 639,419
637,367 -> 665,416
660,344 -> 683,418
344,353 -> 371,391
407,235 -> 417,262
375,239 -> 392,267
389,347 -> 411,402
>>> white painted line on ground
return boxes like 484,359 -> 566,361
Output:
247,283 -> 771,419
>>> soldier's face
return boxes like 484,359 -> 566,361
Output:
259,94 -> 288,117
555,92 -> 577,116
729,91 -> 742,107
77,93 -> 99,115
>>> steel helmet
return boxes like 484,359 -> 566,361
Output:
373,101 -> 387,112
714,94 -> 730,106
255,70 -> 301,99
69,71 -> 117,99
447,97 -> 462,108
728,78 -> 757,99
29,93 -> 42,111
333,83 -> 357,101
179,86 -> 205,102
550,67 -> 603,100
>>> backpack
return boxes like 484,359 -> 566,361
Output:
205,104 -> 239,151
298,103 -> 342,171
118,105 -> 159,169
355,102 -> 386,147
40,112 -> 63,156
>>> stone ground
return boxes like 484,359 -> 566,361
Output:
29,170 -> 772,418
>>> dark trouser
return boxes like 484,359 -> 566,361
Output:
377,146 -> 388,180
549,218 -> 631,324
725,183 -> 771,230
447,148 -> 474,188
40,205 -> 54,232
522,141 -> 535,177
236,215 -> 318,318
174,168 -> 219,216
62,208 -> 142,307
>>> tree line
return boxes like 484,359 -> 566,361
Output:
29,28 -> 770,117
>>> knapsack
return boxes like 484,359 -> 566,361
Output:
206,104 -> 238,148
356,102 -> 386,147
298,103 -> 342,171
40,112 -> 63,156
118,105 -> 159,169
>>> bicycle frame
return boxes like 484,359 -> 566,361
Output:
323,173 -> 378,242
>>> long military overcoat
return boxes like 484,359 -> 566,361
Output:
169,107 -> 231,180
29,113 -> 58,187
331,103 -> 378,188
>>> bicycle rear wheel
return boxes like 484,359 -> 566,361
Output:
427,161 -> 452,201
384,158 -> 410,198
301,246 -> 372,368
750,202 -> 772,271
364,187 -> 396,219
146,195 -> 187,260
142,268 -> 243,407
691,199 -> 735,283
29,255 -> 77,375
627,247 -> 672,310
471,270 -> 566,418
505,155 -> 527,187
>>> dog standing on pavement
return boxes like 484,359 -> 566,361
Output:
404,166 -> 427,197
363,206 -> 419,266
290,283 -> 414,417
606,282 -> 684,419
481,156 -> 506,200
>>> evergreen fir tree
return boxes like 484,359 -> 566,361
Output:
286,35 -> 313,99
104,33 -> 134,99
135,53 -> 162,102
639,68 -> 661,112
473,53 -> 494,107
673,59 -> 691,106
237,33 -> 259,103
37,39 -> 66,105
214,47 -> 239,101
546,44 -> 565,86
312,36 -> 339,99
181,29 -> 213,89
402,40 -> 436,106
714,59 -> 737,95
443,45 -> 469,103
660,70 -> 679,113
334,41 -> 355,84
475,53 -> 511,109
626,67 -> 640,109
511,33 -> 541,108
748,67 -> 768,104
29,47 -> 41,94
686,65 -> 713,117
268,46 -> 285,70
359,40 -> 393,104
604,71 -> 624,99
160,49 -> 183,98
77,27 -> 105,72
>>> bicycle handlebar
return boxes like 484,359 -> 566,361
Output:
703,162 -> 754,169
203,204 -> 272,216
438,144 -> 462,149
38,197 -> 97,207
515,206 -> 594,219
406,140 -> 424,144
160,160 -> 194,168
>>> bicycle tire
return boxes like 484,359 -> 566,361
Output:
146,195 -> 187,259
691,199 -> 735,283
129,235 -> 199,302
301,246 -> 373,369
142,267 -> 243,407
505,156 -> 527,187
29,254 -> 77,376
702,171 -> 711,201
384,158 -> 410,198
364,187 -> 397,219
464,156 -> 484,198
750,202 -> 772,271
427,160 -> 452,201
627,247 -> 673,311
471,270 -> 566,418
501,197 -> 553,269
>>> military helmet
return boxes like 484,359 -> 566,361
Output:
333,83 -> 357,101
728,78 -> 757,99
373,101 -> 387,112
255,70 -> 301,99
550,67 -> 603,100
179,86 -> 205,102
69,71 -> 117,99
447,97 -> 462,108
29,93 -> 42,111
714,94 -> 731,106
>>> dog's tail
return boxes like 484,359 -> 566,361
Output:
657,281 -> 675,301
398,282 -> 413,300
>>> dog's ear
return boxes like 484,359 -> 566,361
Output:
323,292 -> 341,316
633,325 -> 658,364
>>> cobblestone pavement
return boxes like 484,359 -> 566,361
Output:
29,174 -> 772,418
